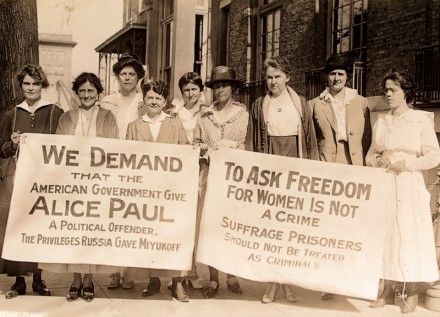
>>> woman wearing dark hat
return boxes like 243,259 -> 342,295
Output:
246,56 -> 318,303
308,55 -> 371,300
193,65 -> 249,298
309,54 -> 371,167
101,53 -> 145,289
102,53 -> 145,141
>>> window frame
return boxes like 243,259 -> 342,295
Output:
257,0 -> 281,80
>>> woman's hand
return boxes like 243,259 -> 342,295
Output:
11,131 -> 21,150
376,155 -> 391,168
388,160 -> 406,174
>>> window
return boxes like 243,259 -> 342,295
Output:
332,0 -> 367,54
160,0 -> 174,87
194,14 -> 204,75
218,5 -> 230,65
258,1 -> 281,77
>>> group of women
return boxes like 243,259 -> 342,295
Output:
0,53 -> 438,314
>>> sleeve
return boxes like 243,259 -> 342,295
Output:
176,119 -> 189,145
193,118 -> 210,158
55,112 -> 68,135
244,101 -> 256,151
0,110 -> 15,159
365,117 -> 382,167
52,106 -> 64,134
404,114 -> 440,171
362,99 -> 372,163
236,111 -> 249,150
126,122 -> 135,140
104,112 -> 119,139
303,97 -> 319,160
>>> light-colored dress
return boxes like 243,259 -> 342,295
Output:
366,109 -> 440,282
101,92 -> 143,139
39,104 -> 118,274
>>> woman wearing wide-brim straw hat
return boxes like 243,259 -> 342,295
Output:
193,65 -> 249,298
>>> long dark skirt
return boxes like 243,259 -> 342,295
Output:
0,159 -> 38,276
269,135 -> 299,157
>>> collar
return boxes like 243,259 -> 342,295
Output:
142,111 -> 170,123
319,87 -> 358,105
16,99 -> 52,113
79,103 -> 100,112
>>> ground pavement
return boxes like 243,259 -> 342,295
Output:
0,270 -> 439,317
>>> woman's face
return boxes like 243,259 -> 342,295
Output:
118,66 -> 139,93
213,82 -> 232,104
265,66 -> 289,96
181,83 -> 202,106
21,75 -> 42,103
78,81 -> 99,109
384,79 -> 407,109
144,89 -> 166,118
327,69 -> 347,94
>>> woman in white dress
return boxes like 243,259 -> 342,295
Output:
101,54 -> 145,289
367,71 -> 440,313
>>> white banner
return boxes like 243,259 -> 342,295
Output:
2,133 -> 199,270
197,149 -> 395,300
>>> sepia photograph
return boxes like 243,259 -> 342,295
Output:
1,0 -> 440,316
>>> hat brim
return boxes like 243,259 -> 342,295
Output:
205,79 -> 244,89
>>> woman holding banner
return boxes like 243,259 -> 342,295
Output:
167,72 -> 208,290
40,72 -> 118,302
101,53 -> 145,290
126,80 -> 190,302
0,64 -> 63,298
193,65 -> 248,298
246,56 -> 318,304
367,71 -> 440,313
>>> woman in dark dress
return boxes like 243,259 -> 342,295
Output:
0,64 -> 63,298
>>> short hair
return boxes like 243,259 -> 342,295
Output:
112,53 -> 145,79
324,54 -> 353,75
178,72 -> 204,92
16,64 -> 49,88
264,56 -> 292,77
382,70 -> 416,103
72,72 -> 104,94
142,80 -> 169,99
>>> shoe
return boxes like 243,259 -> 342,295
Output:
121,279 -> 134,289
167,280 -> 172,290
397,294 -> 418,314
32,279 -> 51,296
5,280 -> 27,299
369,298 -> 387,308
203,280 -> 219,298
142,277 -> 161,297
66,284 -> 82,302
107,273 -> 121,289
370,281 -> 394,308
281,284 -> 297,302
187,276 -> 205,289
321,292 -> 333,301
226,277 -> 242,294
262,283 -> 279,303
171,282 -> 190,302
82,283 -> 95,302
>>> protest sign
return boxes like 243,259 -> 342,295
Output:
2,133 -> 199,270
197,149 -> 395,300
